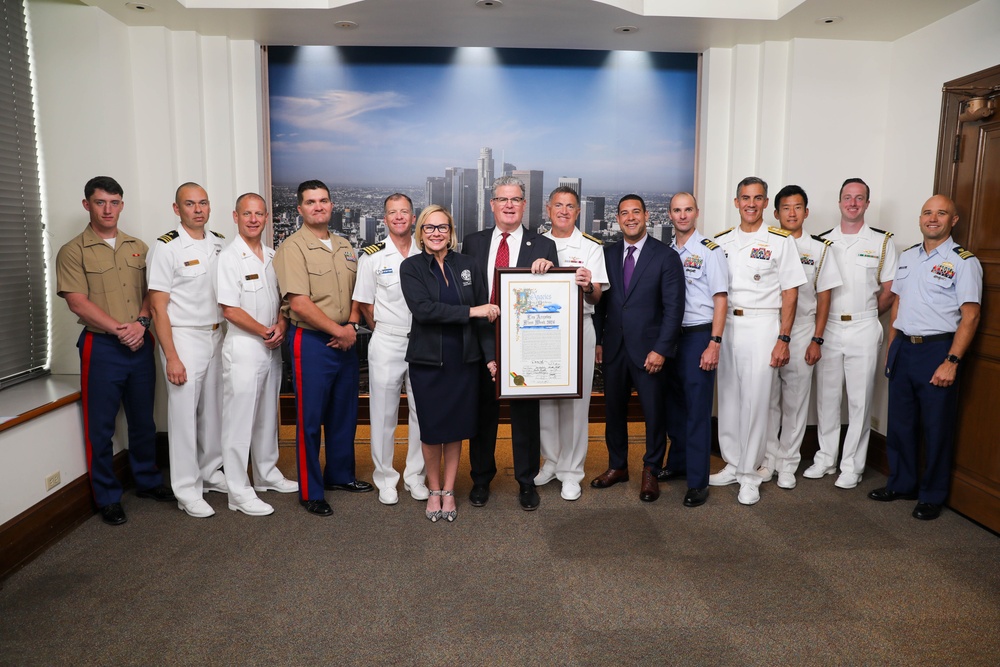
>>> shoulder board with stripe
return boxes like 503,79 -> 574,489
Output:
714,227 -> 735,239
361,241 -> 386,255
581,232 -> 603,246
818,228 -> 833,237
870,227 -> 893,237
210,230 -> 225,239
768,226 -> 791,237
954,245 -> 975,260
700,238 -> 720,250
811,235 -> 833,246
157,230 -> 179,244
906,242 -> 921,251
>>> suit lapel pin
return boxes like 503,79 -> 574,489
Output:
526,241 -> 532,246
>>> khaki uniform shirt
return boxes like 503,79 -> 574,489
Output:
273,226 -> 358,329
55,224 -> 148,333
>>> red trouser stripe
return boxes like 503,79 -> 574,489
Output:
80,332 -> 96,497
292,327 -> 309,499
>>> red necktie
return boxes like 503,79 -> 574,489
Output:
491,232 -> 510,305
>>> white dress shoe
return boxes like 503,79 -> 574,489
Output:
802,463 -> 837,479
560,481 -> 582,501
834,472 -> 862,489
534,464 -> 557,486
404,482 -> 430,501
228,497 -> 274,516
757,467 -> 774,482
203,480 -> 228,494
254,478 -> 299,493
776,472 -> 797,489
709,466 -> 738,486
178,499 -> 215,518
737,482 -> 760,505
378,488 -> 399,505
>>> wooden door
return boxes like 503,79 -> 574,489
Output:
935,64 -> 1000,531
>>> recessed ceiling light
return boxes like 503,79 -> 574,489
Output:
476,0 -> 503,8
125,2 -> 153,11
614,26 -> 639,34
335,20 -> 359,30
815,16 -> 843,25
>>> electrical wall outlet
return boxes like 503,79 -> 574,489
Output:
45,471 -> 61,492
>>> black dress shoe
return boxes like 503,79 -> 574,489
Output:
868,487 -> 918,502
656,468 -> 686,482
683,487 -> 709,508
99,503 -> 128,526
469,484 -> 490,507
300,499 -> 333,516
324,480 -> 374,493
912,502 -> 942,521
136,485 -> 176,502
519,483 -> 540,511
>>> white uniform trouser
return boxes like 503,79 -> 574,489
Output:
813,317 -> 882,475
160,326 -> 224,504
221,333 -> 285,504
718,313 -> 779,487
763,317 -> 815,474
368,327 -> 424,492
539,314 -> 596,485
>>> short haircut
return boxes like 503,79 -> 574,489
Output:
617,194 -> 646,212
414,205 -> 458,251
839,178 -> 870,201
774,185 -> 808,209
384,193 -> 413,213
175,182 -> 206,205
85,176 -> 123,199
736,176 -> 768,199
548,186 -> 580,206
297,179 -> 331,205
670,192 -> 699,210
235,192 -> 267,211
491,175 -> 525,197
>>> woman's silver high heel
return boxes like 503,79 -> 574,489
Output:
426,490 -> 443,522
440,490 -> 457,523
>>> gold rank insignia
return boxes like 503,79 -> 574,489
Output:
361,242 -> 386,255
714,227 -> 735,239
811,235 -> 833,246
768,226 -> 791,237
700,238 -> 719,250
582,232 -> 603,245
157,230 -> 179,243
871,227 -> 894,237
955,246 -> 975,260
210,230 -> 225,239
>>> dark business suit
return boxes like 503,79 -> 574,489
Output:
462,226 -> 559,487
595,235 -> 685,471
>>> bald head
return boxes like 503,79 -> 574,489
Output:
919,194 -> 959,245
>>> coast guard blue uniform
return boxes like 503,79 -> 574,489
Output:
664,231 -> 729,491
886,238 -> 982,505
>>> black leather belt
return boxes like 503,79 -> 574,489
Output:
902,332 -> 954,344
681,323 -> 712,334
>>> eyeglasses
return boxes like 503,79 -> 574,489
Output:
492,197 -> 525,205
421,224 -> 451,234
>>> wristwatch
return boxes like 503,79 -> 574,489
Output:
946,354 -> 961,364
777,334 -> 791,343
583,284 -> 595,295
137,316 -> 151,329
348,321 -> 360,332
709,335 -> 722,344
811,336 -> 824,346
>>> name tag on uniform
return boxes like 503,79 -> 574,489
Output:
377,267 -> 394,275
245,273 -> 260,280
184,259 -> 200,267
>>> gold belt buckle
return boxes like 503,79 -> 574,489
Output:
733,309 -> 745,316
910,335 -> 924,344
212,322 -> 221,331
840,314 -> 852,321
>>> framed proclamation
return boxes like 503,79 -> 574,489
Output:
496,268 -> 583,400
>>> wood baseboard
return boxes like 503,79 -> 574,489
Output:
0,451 -> 129,582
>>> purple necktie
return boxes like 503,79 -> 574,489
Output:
623,245 -> 636,292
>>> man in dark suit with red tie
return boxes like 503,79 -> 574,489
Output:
462,175 -> 560,510
593,194 -> 685,502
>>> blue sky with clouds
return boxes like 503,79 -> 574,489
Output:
268,47 -> 697,194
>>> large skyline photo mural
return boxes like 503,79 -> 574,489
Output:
267,46 -> 698,249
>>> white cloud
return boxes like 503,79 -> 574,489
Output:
271,90 -> 410,133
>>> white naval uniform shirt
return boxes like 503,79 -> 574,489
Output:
352,237 -> 420,329
715,225 -> 806,309
819,224 -> 897,318
216,236 -> 280,337
147,224 -> 225,326
542,227 -> 609,316
794,234 -> 844,321
672,230 -> 729,327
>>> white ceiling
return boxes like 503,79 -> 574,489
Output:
75,0 -> 980,51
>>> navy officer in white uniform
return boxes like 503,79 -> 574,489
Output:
870,194 -> 981,521
148,182 -> 227,519
352,193 -> 429,506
